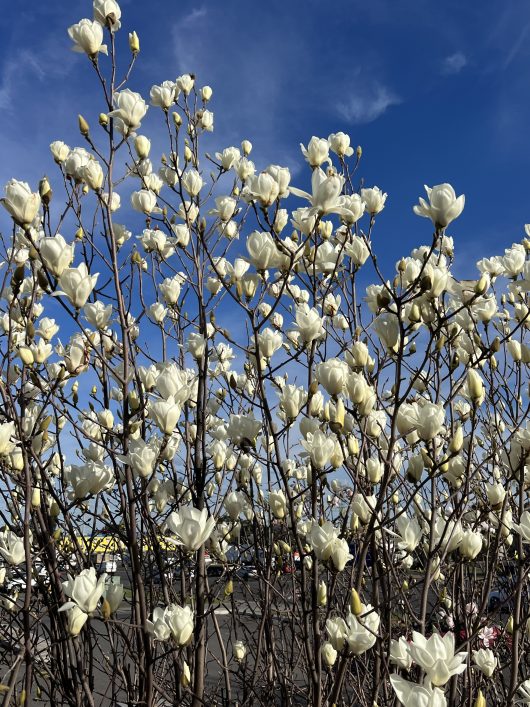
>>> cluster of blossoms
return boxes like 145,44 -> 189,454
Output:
1,0 -> 530,704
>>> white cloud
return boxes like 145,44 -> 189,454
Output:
441,51 -> 467,75
337,84 -> 400,124
0,50 -> 46,110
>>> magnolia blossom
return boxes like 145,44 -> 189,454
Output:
0,530 -> 25,565
361,186 -> 387,215
407,631 -> 467,687
344,606 -> 380,654
150,81 -> 176,109
316,358 -> 349,396
57,263 -> 99,308
93,0 -> 121,31
293,305 -> 324,344
300,137 -> 330,167
308,521 -> 353,571
68,19 -> 107,56
233,640 -> 247,662
390,637 -> 413,670
61,604 -> 88,637
472,648 -> 496,677
166,506 -> 216,552
62,568 -> 107,614
301,430 -> 336,469
413,183 -> 465,229
147,604 -> 194,645
131,189 -> 157,214
40,234 -> 75,277
391,675 -> 447,707
328,132 -> 354,158
290,167 -> 345,216
269,490 -> 287,519
0,422 -> 16,456
149,396 -> 182,435
1,179 -> 41,227
109,89 -> 148,131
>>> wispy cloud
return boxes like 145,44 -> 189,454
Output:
337,83 -> 400,124
502,23 -> 530,69
441,51 -> 467,75
0,50 -> 46,110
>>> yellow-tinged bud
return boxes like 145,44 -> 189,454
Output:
402,580 -> 409,591
31,489 -> 41,508
78,115 -> 90,136
180,661 -> 191,687
184,145 -> 192,162
350,588 -> 363,616
474,690 -> 486,707
329,398 -> 345,433
448,424 -> 464,454
409,303 -> 421,323
172,112 -> 182,127
318,580 -> 327,606
506,615 -> 514,634
99,112 -> 108,126
224,579 -> 233,597
475,275 -> 489,296
101,598 -> 111,621
18,347 -> 34,366
356,146 -> 362,160
39,176 -> 52,204
129,31 -> 140,54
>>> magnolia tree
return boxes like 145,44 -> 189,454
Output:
1,2 -> 530,706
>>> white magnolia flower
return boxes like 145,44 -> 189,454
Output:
148,396 -> 182,435
290,168 -> 345,216
389,637 -> 413,670
0,530 -> 25,565
1,179 -> 40,227
150,81 -> 176,109
40,234 -> 75,277
413,183 -> 465,229
328,132 -> 354,158
390,675 -> 447,707
166,507 -> 216,552
472,648 -> 497,677
109,89 -> 148,132
361,186 -> 387,215
60,604 -> 88,636
131,189 -> 157,214
57,263 -> 99,308
93,0 -> 121,31
68,19 -> 107,56
300,136 -> 330,167
147,604 -> 194,645
62,568 -> 107,614
269,490 -> 287,519
0,422 -> 16,456
344,606 -> 379,654
407,631 -> 467,687
104,577 -> 124,614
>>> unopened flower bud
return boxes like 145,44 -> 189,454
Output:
129,31 -> 140,54
350,588 -> 363,616
78,114 -> 90,136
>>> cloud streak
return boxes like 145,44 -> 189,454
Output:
441,51 -> 467,75
337,84 -> 400,124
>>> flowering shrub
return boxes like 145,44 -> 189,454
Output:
1,2 -> 530,706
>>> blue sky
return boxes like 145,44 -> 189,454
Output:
1,0 -> 530,275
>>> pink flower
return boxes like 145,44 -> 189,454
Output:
479,625 -> 500,648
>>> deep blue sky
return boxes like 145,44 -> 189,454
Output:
1,0 -> 529,275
